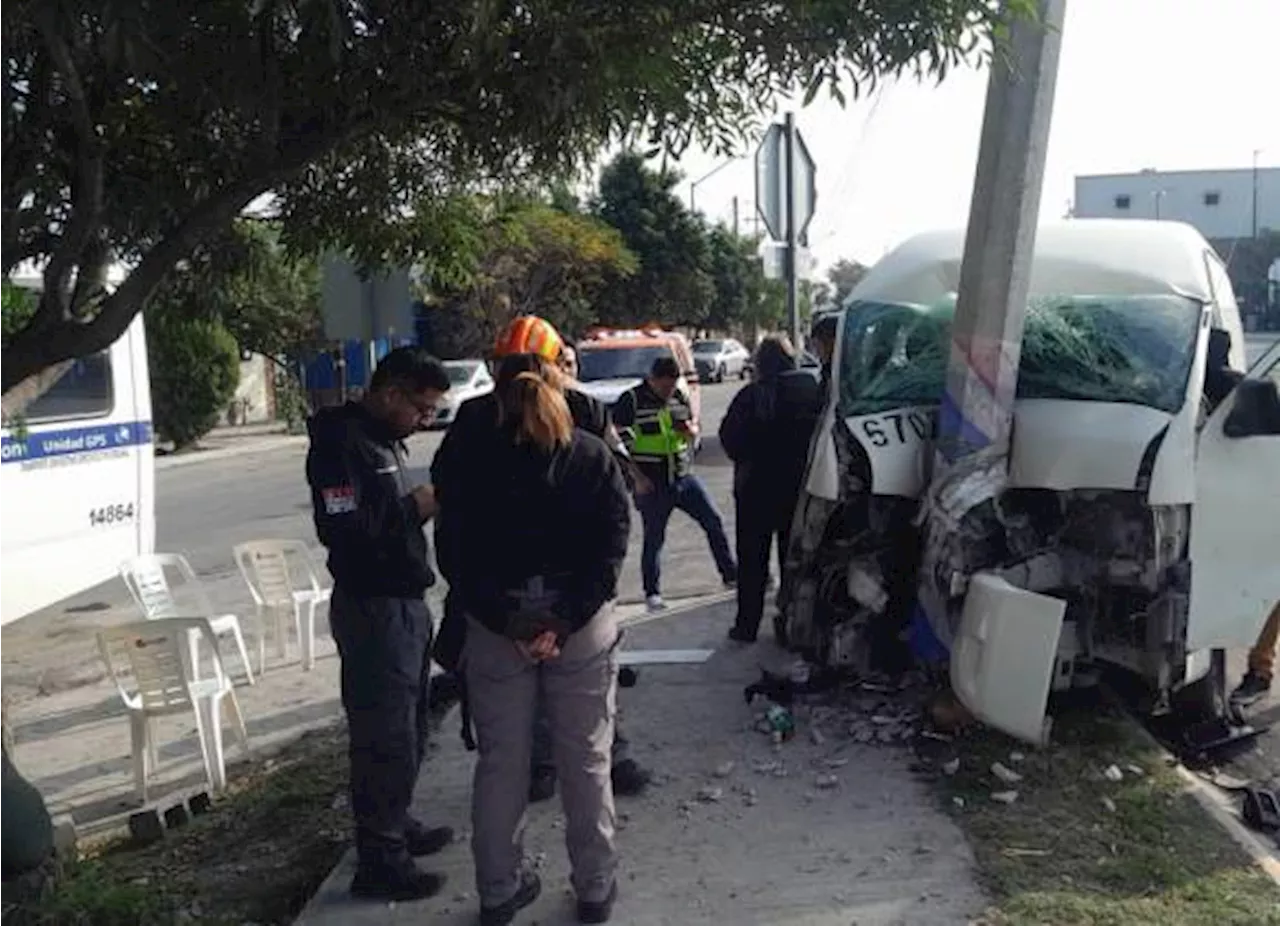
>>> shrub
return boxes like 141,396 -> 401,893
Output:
148,312 -> 240,449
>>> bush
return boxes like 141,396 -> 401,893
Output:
148,312 -> 240,449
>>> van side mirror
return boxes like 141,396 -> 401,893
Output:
1223,378 -> 1280,438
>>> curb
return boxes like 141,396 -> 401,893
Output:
1120,704 -> 1280,885
156,436 -> 307,471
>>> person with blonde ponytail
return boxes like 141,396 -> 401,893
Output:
433,352 -> 631,925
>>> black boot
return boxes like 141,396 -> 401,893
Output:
611,759 -> 652,797
529,766 -> 557,803
577,882 -> 618,924
404,821 -> 454,857
480,870 -> 541,926
350,857 -> 446,902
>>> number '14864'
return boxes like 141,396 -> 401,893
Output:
90,503 -> 135,526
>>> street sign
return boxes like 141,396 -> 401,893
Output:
760,243 -> 817,281
320,256 -> 414,342
754,122 -> 817,245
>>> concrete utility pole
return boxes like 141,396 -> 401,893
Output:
938,0 -> 1068,466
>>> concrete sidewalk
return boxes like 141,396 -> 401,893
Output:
294,600 -> 986,926
156,422 -> 307,471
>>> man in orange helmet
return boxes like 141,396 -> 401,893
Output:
432,316 -> 653,803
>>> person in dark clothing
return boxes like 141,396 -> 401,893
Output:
432,319 -> 653,804
614,356 -> 737,612
433,355 -> 653,802
437,364 -> 630,925
810,313 -> 838,400
719,335 -> 822,643
304,346 -> 455,902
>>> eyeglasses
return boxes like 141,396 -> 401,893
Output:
399,389 -> 439,422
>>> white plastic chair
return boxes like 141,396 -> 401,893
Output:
97,617 -> 250,802
233,540 -> 332,673
119,554 -> 255,686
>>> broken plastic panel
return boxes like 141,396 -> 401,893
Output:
951,572 -> 1066,746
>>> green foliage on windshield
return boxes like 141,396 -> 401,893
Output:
838,294 -> 1203,417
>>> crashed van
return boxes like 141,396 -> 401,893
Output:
786,219 -> 1280,744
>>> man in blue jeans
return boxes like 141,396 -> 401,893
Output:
613,356 -> 737,612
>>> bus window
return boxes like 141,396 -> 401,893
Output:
24,352 -> 114,423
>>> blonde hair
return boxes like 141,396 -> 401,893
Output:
499,370 -> 573,451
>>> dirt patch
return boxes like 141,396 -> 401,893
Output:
4,724 -> 351,926
928,700 -> 1280,925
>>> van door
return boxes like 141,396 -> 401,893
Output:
1185,339 -> 1280,651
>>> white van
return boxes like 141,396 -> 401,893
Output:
789,220 -> 1280,744
1,272 -> 155,625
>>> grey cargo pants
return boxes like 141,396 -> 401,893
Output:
463,605 -> 620,908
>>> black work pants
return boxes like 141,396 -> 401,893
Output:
330,586 -> 433,867
732,489 -> 792,638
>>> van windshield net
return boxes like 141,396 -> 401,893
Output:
838,294 -> 1203,417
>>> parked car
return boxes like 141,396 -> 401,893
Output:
743,347 -> 822,382
784,219 -> 1280,745
430,359 -> 494,428
692,338 -> 750,383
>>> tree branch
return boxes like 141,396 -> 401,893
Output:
32,6 -> 104,318
2,114 -> 378,397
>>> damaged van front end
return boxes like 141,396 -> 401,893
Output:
784,221 -> 1280,745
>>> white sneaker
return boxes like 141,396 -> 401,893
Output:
645,595 -> 667,613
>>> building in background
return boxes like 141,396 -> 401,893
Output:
1074,167 -> 1280,328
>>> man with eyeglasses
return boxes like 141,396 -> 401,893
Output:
306,346 -> 457,902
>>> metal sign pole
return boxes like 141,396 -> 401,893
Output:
784,111 -> 800,350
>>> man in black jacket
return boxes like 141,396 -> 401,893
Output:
306,347 -> 454,902
719,335 -> 822,643
432,352 -> 653,802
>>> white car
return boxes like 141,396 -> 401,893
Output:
693,338 -> 750,383
786,219 -> 1280,745
431,360 -> 494,428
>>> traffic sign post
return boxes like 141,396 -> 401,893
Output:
755,113 -> 816,350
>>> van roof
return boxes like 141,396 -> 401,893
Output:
579,327 -> 686,350
849,219 -> 1216,307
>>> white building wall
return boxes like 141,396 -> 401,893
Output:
1074,167 -> 1280,240
220,354 -> 275,426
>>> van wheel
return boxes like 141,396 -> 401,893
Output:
716,364 -> 726,383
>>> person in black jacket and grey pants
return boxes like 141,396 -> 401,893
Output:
719,335 -> 821,644
436,364 -> 631,926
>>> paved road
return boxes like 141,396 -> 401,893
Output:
169,379 -> 739,602
1246,332 -> 1278,367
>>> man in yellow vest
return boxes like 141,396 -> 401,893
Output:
614,356 -> 737,612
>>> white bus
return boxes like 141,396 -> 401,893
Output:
1,267 -> 155,625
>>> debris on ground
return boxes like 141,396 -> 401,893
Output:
1102,764 -> 1125,782
990,790 -> 1019,805
990,761 -> 1023,785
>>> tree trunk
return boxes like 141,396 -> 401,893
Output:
1,744 -> 55,881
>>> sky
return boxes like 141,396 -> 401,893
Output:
663,0 -> 1280,275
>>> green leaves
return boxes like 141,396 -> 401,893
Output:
5,0 -> 1016,392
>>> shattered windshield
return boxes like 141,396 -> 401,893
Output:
839,294 -> 1203,417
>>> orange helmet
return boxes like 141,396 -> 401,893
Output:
493,315 -> 565,362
